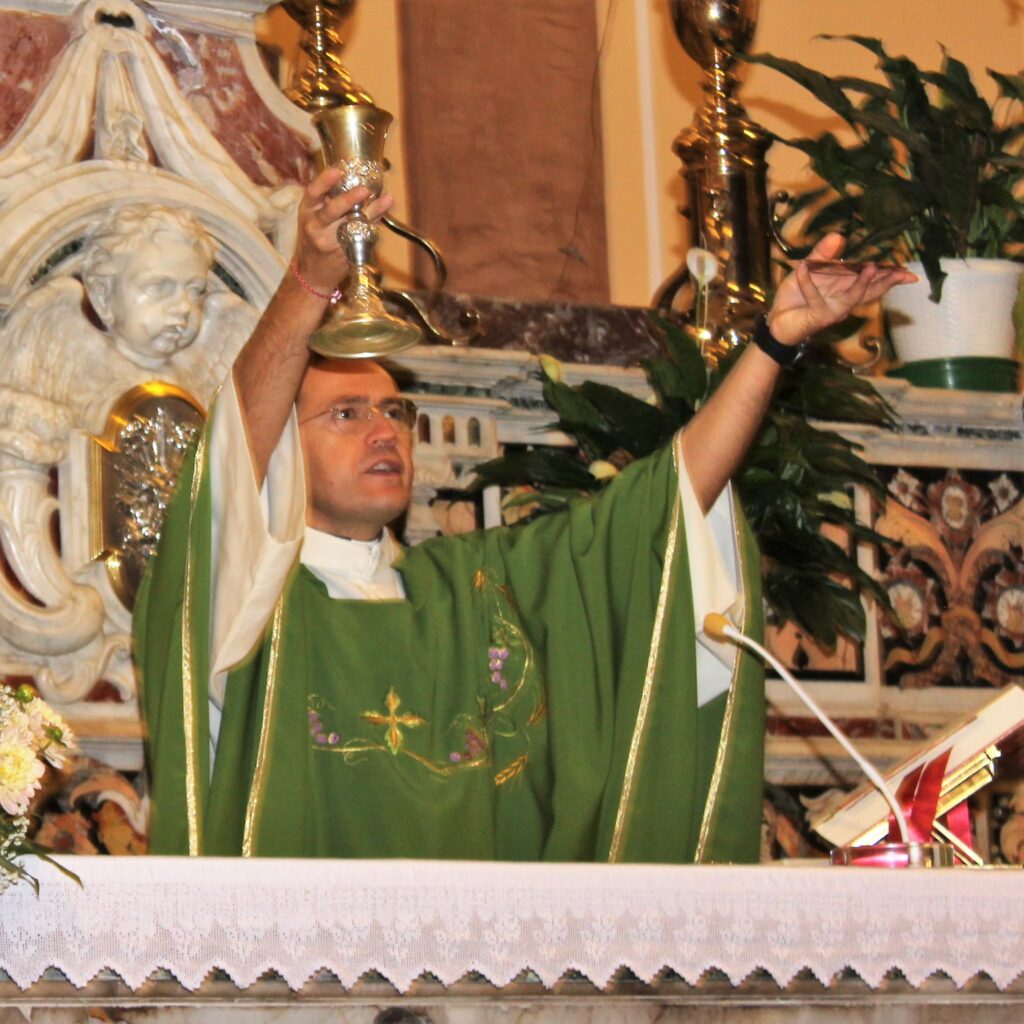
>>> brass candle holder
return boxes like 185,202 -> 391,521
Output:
656,0 -> 773,366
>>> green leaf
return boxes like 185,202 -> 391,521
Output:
649,314 -> 708,408
805,315 -> 867,349
989,69 -> 1024,102
743,51 -> 857,121
831,75 -> 891,101
918,220 -> 951,299
541,378 -> 604,434
474,449 -> 595,490
577,380 -> 676,456
644,357 -> 696,425
819,34 -> 888,60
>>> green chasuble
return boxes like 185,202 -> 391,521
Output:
136,423 -> 765,863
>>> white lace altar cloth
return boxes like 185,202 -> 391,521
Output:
2,857 -> 1022,993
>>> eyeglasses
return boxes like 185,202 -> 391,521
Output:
300,397 -> 418,434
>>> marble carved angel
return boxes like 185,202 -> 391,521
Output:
0,204 -> 256,461
0,203 -> 258,705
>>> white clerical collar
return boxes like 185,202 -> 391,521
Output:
300,526 -> 400,583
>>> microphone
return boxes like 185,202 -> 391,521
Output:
703,612 -> 911,844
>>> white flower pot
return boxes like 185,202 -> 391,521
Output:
883,258 -> 1022,363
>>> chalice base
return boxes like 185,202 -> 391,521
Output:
309,308 -> 421,359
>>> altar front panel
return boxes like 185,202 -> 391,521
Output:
3,858 -> 1024,1022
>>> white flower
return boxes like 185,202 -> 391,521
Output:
0,726 -> 45,817
0,704 -> 34,751
686,247 -> 719,286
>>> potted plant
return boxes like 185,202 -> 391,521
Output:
746,36 -> 1024,391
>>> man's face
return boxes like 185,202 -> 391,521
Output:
93,236 -> 208,367
297,361 -> 414,541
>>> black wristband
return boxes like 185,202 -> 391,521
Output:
752,314 -> 808,368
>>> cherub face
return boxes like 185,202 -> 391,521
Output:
93,236 -> 209,368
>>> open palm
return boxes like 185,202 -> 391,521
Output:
769,233 -> 918,346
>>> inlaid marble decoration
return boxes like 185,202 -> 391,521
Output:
0,10 -> 71,147
150,24 -> 315,186
428,291 -> 664,367
875,465 -> 1024,689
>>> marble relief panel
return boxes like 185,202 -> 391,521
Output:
875,465 -> 1024,689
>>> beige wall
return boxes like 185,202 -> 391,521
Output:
259,0 -> 1024,306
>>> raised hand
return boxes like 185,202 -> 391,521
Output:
292,167 -> 395,297
767,233 -> 918,347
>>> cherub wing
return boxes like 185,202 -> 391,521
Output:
0,277 -> 99,401
174,290 -> 259,407
0,277 -> 118,462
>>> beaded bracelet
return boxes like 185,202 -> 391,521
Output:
289,262 -> 343,304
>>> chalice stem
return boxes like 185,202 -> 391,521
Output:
339,207 -> 376,267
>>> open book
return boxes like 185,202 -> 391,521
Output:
811,686 -> 1024,862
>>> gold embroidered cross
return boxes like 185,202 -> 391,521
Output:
362,687 -> 425,755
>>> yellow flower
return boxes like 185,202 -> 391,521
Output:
589,460 -> 619,480
818,490 -> 852,511
538,354 -> 563,383
0,730 -> 45,816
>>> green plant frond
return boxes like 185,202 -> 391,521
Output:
802,198 -> 861,243
776,372 -> 896,429
817,34 -> 889,60
989,68 -> 1024,102
920,220 -> 954,296
783,135 -> 874,189
988,152 -> 1024,171
992,122 -> 1024,149
922,59 -> 991,132
648,313 -> 708,407
858,177 -> 930,229
742,51 -> 857,122
765,573 -> 870,647
846,219 -> 918,263
847,106 -> 932,155
778,185 -> 833,214
541,377 -> 606,433
644,357 -> 699,423
473,449 -> 596,491
577,380 -> 677,456
831,75 -> 892,100
800,315 -> 868,349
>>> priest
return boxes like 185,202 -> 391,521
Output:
136,168 -> 914,862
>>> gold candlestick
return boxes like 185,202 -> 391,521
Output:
656,0 -> 773,365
